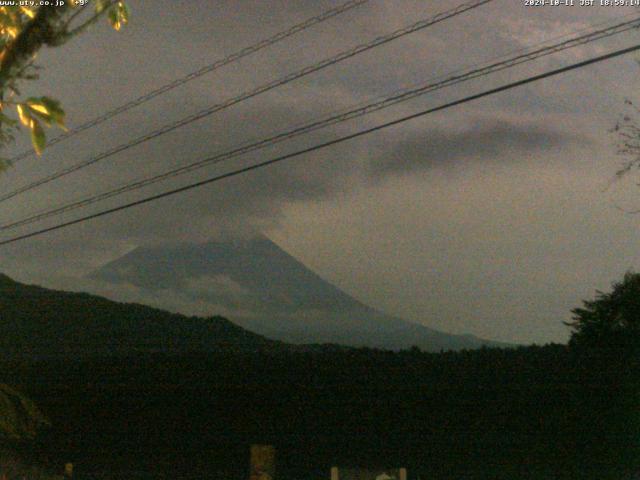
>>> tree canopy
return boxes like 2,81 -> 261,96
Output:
566,271 -> 640,351
0,1 -> 128,166
0,6 -> 128,475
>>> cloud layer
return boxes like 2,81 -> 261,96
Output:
0,0 -> 638,343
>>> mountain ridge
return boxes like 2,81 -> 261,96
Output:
89,235 -> 511,351
0,273 -> 286,359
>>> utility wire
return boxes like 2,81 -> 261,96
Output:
5,0 -> 371,164
1,42 -> 638,247
0,0 -> 493,204
3,16 -> 639,232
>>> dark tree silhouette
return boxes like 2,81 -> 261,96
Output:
564,272 -> 640,479
566,271 -> 640,351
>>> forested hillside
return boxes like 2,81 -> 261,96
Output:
2,343 -> 637,480
1,273 -> 638,479
0,273 -> 283,358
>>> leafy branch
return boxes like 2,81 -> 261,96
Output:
0,1 -> 129,167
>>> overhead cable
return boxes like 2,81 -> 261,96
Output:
1,41 -> 637,246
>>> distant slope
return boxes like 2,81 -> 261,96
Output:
0,273 -> 283,359
89,236 -> 508,351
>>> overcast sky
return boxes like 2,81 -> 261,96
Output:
1,0 -> 639,344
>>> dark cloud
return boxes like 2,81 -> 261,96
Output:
0,0 -> 637,344
368,120 -> 583,178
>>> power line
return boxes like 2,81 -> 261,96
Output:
1,42 -> 637,247
3,15 -> 639,232
5,0 -> 371,165
0,0 -> 493,204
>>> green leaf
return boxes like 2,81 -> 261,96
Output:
107,2 -> 129,31
30,119 -> 45,155
95,0 -> 111,13
16,103 -> 31,126
45,102 -> 65,127
25,96 -> 66,128
108,7 -> 119,30
119,2 -> 130,23
27,108 -> 52,127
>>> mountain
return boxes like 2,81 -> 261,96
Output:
0,273 -> 283,359
88,236 -> 508,351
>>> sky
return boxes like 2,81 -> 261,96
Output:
0,0 -> 639,344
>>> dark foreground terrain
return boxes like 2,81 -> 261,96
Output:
1,273 -> 638,479
2,343 -> 638,480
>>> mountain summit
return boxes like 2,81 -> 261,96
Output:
89,235 -> 506,351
